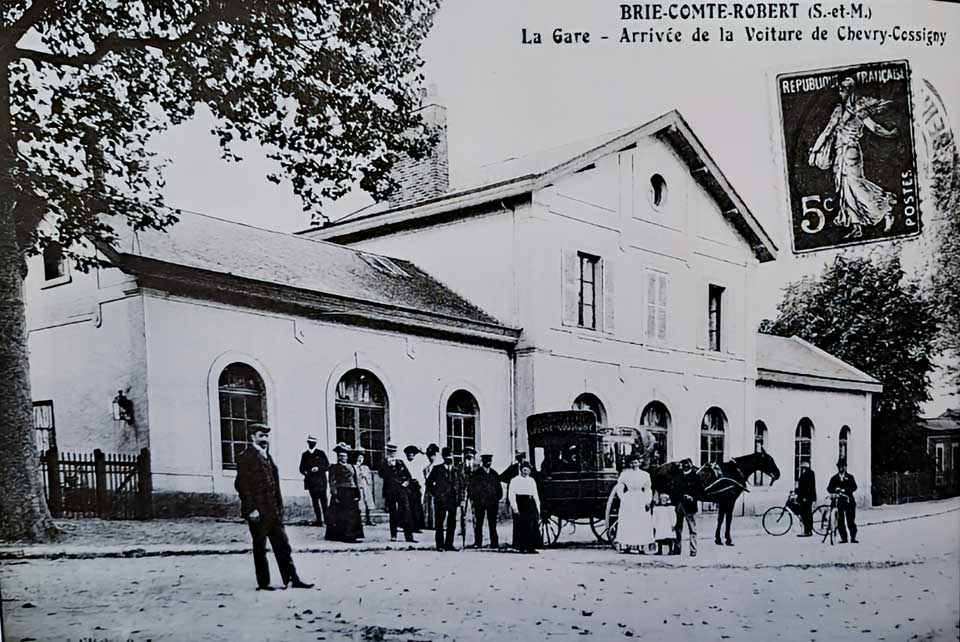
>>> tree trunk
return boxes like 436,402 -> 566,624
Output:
0,56 -> 58,542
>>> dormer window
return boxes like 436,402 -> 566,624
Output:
359,252 -> 408,277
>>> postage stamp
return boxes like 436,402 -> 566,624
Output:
777,60 -> 922,253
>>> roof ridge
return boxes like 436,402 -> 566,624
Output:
787,335 -> 881,384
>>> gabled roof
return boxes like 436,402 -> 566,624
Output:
302,110 -> 778,262
756,334 -> 882,393
99,211 -> 519,347
922,409 -> 960,433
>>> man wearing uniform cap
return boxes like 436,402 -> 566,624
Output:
426,446 -> 465,551
499,450 -> 537,486
468,454 -> 503,548
298,435 -> 329,527
234,423 -> 313,590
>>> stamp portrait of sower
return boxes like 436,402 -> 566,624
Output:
778,61 -> 921,253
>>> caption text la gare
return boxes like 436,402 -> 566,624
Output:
522,28 -> 592,44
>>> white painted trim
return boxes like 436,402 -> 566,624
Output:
206,351 -> 278,483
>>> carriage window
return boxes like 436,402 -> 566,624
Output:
601,441 -> 618,470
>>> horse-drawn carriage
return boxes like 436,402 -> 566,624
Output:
528,410 -> 782,548
527,410 -> 646,546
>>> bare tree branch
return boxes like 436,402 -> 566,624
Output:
11,2 -> 244,69
0,0 -> 56,55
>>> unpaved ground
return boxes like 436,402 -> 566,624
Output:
2,508 -> 958,642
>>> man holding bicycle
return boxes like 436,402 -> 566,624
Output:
826,458 -> 859,543
795,460 -> 817,537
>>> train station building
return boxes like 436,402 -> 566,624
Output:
25,106 -> 880,515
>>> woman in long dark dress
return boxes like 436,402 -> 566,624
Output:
508,461 -> 541,554
326,444 -> 364,543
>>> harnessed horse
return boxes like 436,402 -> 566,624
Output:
650,450 -> 781,546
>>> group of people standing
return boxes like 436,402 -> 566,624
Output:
297,437 -> 539,553
612,456 -> 701,557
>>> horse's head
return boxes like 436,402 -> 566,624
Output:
758,448 -> 781,483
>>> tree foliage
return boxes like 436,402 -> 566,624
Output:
763,252 -> 940,472
0,0 -> 439,541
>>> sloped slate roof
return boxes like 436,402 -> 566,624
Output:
306,111 -> 778,262
923,409 -> 960,432
756,334 -> 882,393
104,210 -> 509,332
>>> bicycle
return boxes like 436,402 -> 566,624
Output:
818,492 -> 846,546
761,492 -> 829,537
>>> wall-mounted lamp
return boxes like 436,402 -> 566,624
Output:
112,390 -> 134,424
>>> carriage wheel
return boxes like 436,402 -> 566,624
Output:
589,517 -> 610,544
603,487 -> 621,549
539,514 -> 562,547
761,506 -> 792,536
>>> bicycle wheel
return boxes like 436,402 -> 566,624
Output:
761,506 -> 793,536
812,505 -> 830,536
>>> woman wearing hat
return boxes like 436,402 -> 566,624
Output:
614,455 -> 655,554
403,445 -> 426,532
326,443 -> 364,543
508,460 -> 541,554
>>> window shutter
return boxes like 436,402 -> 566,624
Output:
725,288 -> 737,355
645,271 -> 657,339
561,249 -> 578,326
696,280 -> 707,349
603,258 -> 615,333
657,273 -> 668,342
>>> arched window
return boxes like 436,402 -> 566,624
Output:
839,425 -> 850,462
572,393 -> 607,426
335,370 -> 388,469
794,418 -> 814,483
446,390 -> 479,466
218,363 -> 266,469
754,420 -> 769,486
640,401 -> 671,465
700,407 -> 726,465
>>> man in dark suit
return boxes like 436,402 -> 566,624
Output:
671,459 -> 701,557
795,460 -> 817,536
298,435 -> 329,527
827,458 -> 859,543
498,450 -> 537,486
234,423 -> 313,591
427,447 -> 465,551
378,443 -> 416,543
469,454 -> 503,548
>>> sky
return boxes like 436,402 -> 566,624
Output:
150,0 -> 960,413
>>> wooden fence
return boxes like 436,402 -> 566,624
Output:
872,469 -> 959,505
40,447 -> 153,519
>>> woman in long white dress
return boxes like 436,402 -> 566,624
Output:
614,456 -> 655,553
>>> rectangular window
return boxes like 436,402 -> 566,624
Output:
935,443 -> 945,486
578,253 -> 599,330
708,284 -> 725,351
33,400 -> 56,452
645,269 -> 669,341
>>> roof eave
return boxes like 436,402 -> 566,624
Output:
105,252 -> 521,349
757,369 -> 883,394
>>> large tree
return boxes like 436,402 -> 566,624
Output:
761,252 -> 940,473
0,0 -> 439,541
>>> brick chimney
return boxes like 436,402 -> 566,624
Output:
388,85 -> 449,208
